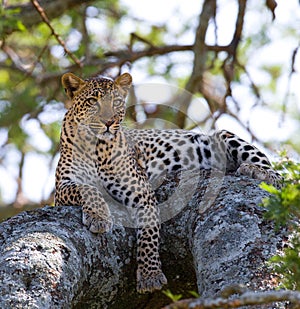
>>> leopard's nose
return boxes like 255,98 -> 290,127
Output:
104,119 -> 115,128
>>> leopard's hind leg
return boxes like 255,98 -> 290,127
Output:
212,130 -> 283,188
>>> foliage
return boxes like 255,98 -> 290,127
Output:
0,7 -> 25,35
163,289 -> 183,302
269,236 -> 300,290
261,154 -> 300,290
163,289 -> 200,303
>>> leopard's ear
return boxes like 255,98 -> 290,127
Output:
61,73 -> 86,99
115,73 -> 132,95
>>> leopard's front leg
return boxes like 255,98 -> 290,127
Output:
55,181 -> 113,233
135,206 -> 167,293
104,175 -> 167,293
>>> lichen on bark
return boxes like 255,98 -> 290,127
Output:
0,174 -> 287,308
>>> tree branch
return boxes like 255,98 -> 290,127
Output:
281,43 -> 300,123
30,0 -> 82,68
176,0 -> 217,128
37,43 -> 231,84
163,289 -> 300,309
0,174 -> 288,307
230,0 -> 247,56
4,0 -> 95,34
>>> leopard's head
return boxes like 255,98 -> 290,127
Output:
62,72 -> 132,140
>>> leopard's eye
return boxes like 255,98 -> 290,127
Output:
113,99 -> 123,107
86,98 -> 97,105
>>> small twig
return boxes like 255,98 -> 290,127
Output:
17,40 -> 50,85
14,151 -> 30,208
81,5 -> 91,62
30,0 -> 82,68
225,109 -> 259,142
129,32 -> 155,50
280,44 -> 300,124
1,43 -> 28,73
236,60 -> 262,104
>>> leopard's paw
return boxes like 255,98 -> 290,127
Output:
82,210 -> 113,234
236,163 -> 283,188
136,270 -> 167,294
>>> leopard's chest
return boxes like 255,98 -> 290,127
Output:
95,145 -> 127,168
94,138 -> 136,174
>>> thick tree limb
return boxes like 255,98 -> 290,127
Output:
37,43 -> 232,85
0,174 -> 288,308
163,289 -> 300,309
175,0 -> 217,128
230,0 -> 247,55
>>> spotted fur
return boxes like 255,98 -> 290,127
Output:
55,73 -> 282,293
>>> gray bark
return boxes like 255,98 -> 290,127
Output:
0,173 -> 287,308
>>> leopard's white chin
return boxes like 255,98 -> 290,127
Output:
97,132 -> 116,141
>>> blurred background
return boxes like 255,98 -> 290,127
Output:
0,0 -> 299,221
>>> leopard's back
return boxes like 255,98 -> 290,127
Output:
125,129 -> 212,181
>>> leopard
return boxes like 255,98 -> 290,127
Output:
55,72 -> 282,294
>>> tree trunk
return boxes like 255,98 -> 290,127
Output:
0,173 -> 287,308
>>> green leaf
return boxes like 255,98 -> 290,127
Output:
162,289 -> 183,302
188,290 -> 200,298
16,20 -> 26,32
260,182 -> 279,194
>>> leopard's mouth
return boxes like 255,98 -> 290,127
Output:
89,127 -> 116,140
88,122 -> 120,140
